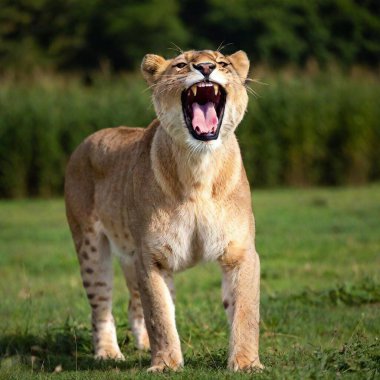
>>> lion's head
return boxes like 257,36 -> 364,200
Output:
141,49 -> 250,149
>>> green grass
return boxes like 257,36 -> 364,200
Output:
0,185 -> 379,379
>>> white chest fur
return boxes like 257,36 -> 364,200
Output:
100,196 -> 228,272
147,133 -> 242,272
147,198 -> 228,272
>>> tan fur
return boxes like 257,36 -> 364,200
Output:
65,49 -> 263,372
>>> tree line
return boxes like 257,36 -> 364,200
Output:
1,0 -> 379,73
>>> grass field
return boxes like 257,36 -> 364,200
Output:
0,185 -> 379,379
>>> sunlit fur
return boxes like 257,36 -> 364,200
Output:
143,50 -> 249,153
65,49 -> 262,373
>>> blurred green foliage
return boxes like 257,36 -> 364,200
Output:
239,72 -> 380,187
0,0 -> 379,198
0,0 -> 379,72
0,71 -> 379,197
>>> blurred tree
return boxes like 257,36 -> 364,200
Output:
0,0 -> 96,71
320,0 -> 380,66
180,0 -> 380,67
0,0 -> 189,72
83,0 -> 189,70
0,0 -> 379,72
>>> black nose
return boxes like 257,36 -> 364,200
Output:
193,62 -> 216,78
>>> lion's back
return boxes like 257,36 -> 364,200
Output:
64,121 -> 159,226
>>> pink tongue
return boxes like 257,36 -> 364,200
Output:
192,102 -> 218,135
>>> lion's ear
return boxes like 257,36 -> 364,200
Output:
227,50 -> 250,81
141,54 -> 167,85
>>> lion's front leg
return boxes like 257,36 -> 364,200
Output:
135,252 -> 183,372
220,245 -> 263,372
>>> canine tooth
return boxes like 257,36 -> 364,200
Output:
213,84 -> 218,95
191,85 -> 197,96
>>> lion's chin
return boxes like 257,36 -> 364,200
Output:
181,81 -> 226,142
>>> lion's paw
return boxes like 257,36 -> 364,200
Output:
95,347 -> 125,361
228,355 -> 264,372
147,350 -> 183,372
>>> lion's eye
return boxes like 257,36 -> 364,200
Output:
218,61 -> 229,68
174,62 -> 187,69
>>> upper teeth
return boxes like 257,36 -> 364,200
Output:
189,83 -> 219,96
198,82 -> 212,87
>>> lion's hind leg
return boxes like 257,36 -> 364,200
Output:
120,258 -> 150,351
75,223 -> 124,360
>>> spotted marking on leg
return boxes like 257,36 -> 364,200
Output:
76,227 -> 124,361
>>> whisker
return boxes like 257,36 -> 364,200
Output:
168,43 -> 184,55
246,87 -> 258,98
216,42 -> 234,53
245,77 -> 269,86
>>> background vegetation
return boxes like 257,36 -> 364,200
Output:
0,0 -> 380,197
0,70 -> 379,197
1,186 -> 379,379
1,0 -> 380,72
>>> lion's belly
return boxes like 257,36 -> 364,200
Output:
147,201 -> 229,272
97,196 -> 231,272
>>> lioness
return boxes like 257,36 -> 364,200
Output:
65,49 -> 263,372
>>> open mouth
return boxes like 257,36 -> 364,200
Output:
181,81 -> 226,141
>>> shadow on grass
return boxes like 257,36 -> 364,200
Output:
2,279 -> 379,375
0,332 -> 230,373
0,322 -> 150,372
